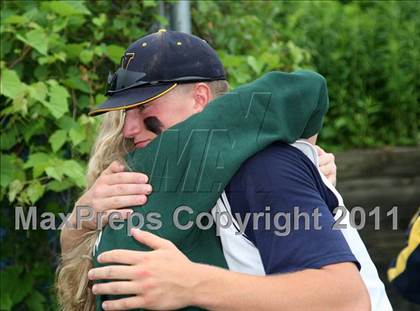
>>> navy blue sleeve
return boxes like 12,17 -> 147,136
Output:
226,142 -> 359,274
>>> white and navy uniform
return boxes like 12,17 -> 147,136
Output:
212,140 -> 392,311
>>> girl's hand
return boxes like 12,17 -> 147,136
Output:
69,161 -> 152,230
316,145 -> 337,186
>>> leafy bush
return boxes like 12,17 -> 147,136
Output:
1,1 -> 162,309
0,0 -> 418,309
192,0 -> 420,149
278,0 -> 420,148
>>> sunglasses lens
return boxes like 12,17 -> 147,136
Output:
107,72 -> 114,84
106,72 -> 117,94
106,69 -> 147,95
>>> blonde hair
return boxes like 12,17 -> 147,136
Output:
56,110 -> 133,311
55,81 -> 228,310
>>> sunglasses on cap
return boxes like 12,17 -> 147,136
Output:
106,68 -> 221,95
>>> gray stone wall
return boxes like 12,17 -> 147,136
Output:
336,147 -> 420,310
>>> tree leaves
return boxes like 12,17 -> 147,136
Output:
0,125 -> 18,150
63,76 -> 90,93
0,69 -> 27,99
0,154 -> 25,188
24,291 -> 46,311
62,160 -> 86,187
0,266 -> 34,310
79,49 -> 94,64
45,166 -> 63,182
106,44 -> 125,64
2,15 -> 29,25
44,159 -> 86,188
43,81 -> 69,119
28,81 -> 48,107
16,29 -> 48,55
246,56 -> 264,75
23,152 -> 86,189
49,129 -> 67,152
0,1 -> 163,309
69,126 -> 86,146
26,181 -> 45,204
42,1 -> 91,17
8,180 -> 24,203
24,153 -> 51,178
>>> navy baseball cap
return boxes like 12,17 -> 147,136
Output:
89,29 -> 226,116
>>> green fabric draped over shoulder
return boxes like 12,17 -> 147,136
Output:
94,70 -> 329,310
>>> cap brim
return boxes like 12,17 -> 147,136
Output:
89,83 -> 177,116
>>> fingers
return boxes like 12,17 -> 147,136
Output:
131,228 -> 173,250
319,161 -> 337,186
95,195 -> 147,211
104,172 -> 149,185
315,145 -> 325,156
92,281 -> 141,296
92,183 -> 152,199
318,151 -> 335,166
98,249 -> 147,265
77,162 -> 151,230
316,147 -> 337,185
102,296 -> 145,310
320,162 -> 336,177
102,161 -> 125,175
89,265 -> 136,281
105,183 -> 152,198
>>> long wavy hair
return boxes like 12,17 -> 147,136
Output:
56,110 -> 133,311
55,81 -> 229,310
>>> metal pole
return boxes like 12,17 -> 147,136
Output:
158,0 -> 170,29
172,0 -> 191,34
159,0 -> 166,20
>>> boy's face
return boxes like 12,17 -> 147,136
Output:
122,86 -> 200,149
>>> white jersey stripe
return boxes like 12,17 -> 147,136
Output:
213,140 -> 392,311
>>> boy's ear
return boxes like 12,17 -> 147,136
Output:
192,82 -> 212,112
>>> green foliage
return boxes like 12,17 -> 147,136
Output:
0,1 -> 161,309
192,0 -> 420,149
0,265 -> 45,311
281,1 -> 420,148
0,0 -> 419,309
193,1 -> 313,87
